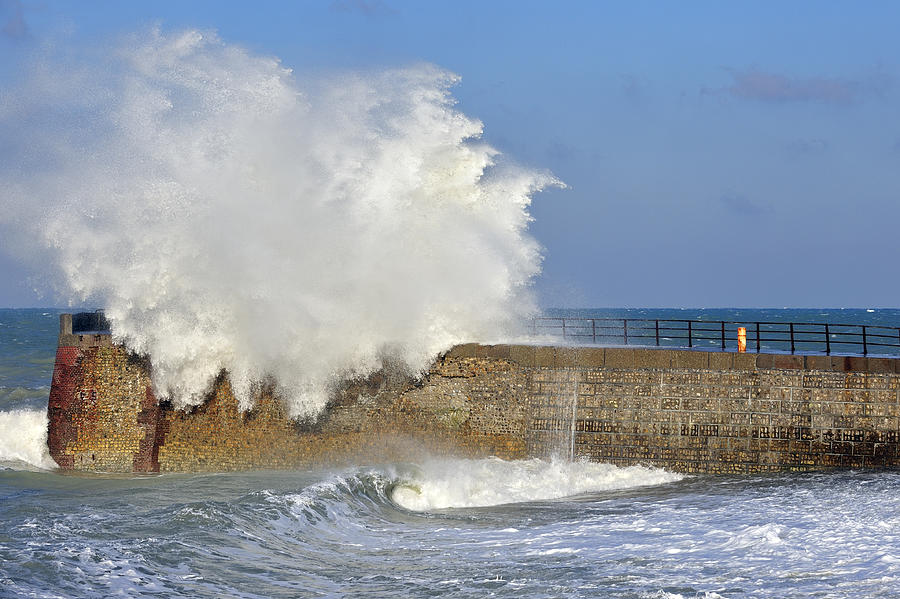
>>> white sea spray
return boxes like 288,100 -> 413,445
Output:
0,408 -> 56,469
0,28 -> 558,417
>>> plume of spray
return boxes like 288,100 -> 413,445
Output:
0,29 -> 558,417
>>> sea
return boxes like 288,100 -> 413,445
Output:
3,308 -> 900,599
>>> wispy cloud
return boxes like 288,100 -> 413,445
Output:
1,0 -> 27,40
330,0 -> 397,18
785,138 -> 829,156
720,67 -> 890,106
620,74 -> 645,105
719,193 -> 772,217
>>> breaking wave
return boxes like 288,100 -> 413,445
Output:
388,457 -> 684,510
249,458 -> 683,521
0,408 -> 57,470
0,28 -> 557,417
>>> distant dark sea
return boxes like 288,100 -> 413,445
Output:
544,307 -> 900,327
2,308 -> 900,598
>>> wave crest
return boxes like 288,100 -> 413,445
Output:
389,457 -> 684,511
0,28 -> 557,417
0,408 -> 57,470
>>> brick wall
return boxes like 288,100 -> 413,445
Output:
47,320 -> 900,473
454,344 -> 900,473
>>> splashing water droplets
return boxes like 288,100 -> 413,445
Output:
0,29 -> 557,417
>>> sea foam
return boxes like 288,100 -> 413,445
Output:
0,408 -> 57,470
391,457 -> 684,510
0,28 -> 557,417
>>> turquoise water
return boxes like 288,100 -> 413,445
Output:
2,308 -> 900,598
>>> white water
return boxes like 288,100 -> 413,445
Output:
0,28 -> 557,417
391,457 -> 684,510
0,408 -> 56,470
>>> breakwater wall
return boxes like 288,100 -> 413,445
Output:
48,315 -> 900,473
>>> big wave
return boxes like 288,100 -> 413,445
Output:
0,28 -> 558,418
263,458 -> 683,517
0,408 -> 57,470
388,457 -> 684,510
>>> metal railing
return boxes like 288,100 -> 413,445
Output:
532,317 -> 900,357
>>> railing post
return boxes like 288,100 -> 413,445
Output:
524,316 -> 883,357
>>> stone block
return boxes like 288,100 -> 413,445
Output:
534,346 -> 556,368
629,349 -> 666,369
483,344 -> 511,360
732,353 -> 758,371
867,358 -> 893,374
804,356 -> 831,372
575,347 -> 604,368
554,347 -> 578,368
756,354 -> 775,369
708,352 -> 733,370
509,345 -> 536,367
847,357 -> 869,372
825,357 -> 846,371
675,351 -> 708,369
604,348 -> 635,369
773,355 -> 804,370
446,343 -> 477,358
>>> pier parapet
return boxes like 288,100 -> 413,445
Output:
46,313 -> 900,473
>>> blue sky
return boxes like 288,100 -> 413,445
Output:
2,0 -> 899,308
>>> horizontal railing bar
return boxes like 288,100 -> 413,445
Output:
533,316 -> 900,357
533,316 -> 882,326
533,317 -> 899,330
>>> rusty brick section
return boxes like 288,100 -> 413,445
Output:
46,345 -> 164,472
46,314 -> 900,473
47,315 -> 164,472
46,345 -> 83,470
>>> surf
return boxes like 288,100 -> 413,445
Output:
0,408 -> 56,470
0,28 -> 559,418
387,457 -> 684,510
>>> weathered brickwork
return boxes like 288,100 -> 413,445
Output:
154,354 -> 530,472
46,315 -> 900,474
48,335 -> 530,472
47,343 -> 161,472
507,347 -> 900,473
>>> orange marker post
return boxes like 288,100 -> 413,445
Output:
737,327 -> 747,353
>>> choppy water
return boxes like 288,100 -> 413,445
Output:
3,308 -> 900,598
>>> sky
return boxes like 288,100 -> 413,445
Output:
1,0 -> 899,308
